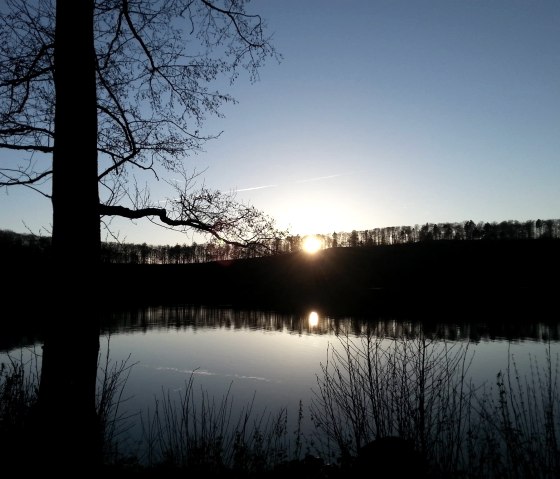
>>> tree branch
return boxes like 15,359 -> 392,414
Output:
0,64 -> 53,88
200,0 -> 264,48
0,123 -> 53,137
0,168 -> 52,186
121,0 -> 158,73
0,142 -> 53,153
0,167 -> 52,198
99,203 -> 249,247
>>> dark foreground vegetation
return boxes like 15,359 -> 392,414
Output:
2,331 -> 559,478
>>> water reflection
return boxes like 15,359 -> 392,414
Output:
101,305 -> 560,343
2,304 -> 560,469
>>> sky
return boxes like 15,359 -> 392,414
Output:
1,0 -> 559,245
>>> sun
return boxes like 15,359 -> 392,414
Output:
302,235 -> 322,254
308,311 -> 319,327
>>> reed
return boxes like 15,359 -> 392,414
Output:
2,332 -> 558,477
141,372 -> 304,475
469,342 -> 560,478
96,336 -> 137,463
309,327 -> 474,476
0,340 -> 135,466
309,328 -> 560,478
0,349 -> 39,443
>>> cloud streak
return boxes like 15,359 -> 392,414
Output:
234,184 -> 278,192
157,173 -> 347,204
234,173 -> 347,193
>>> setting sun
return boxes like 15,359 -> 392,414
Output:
308,311 -> 319,327
302,235 -> 322,254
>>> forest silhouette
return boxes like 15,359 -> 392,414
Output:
2,217 -> 559,264
3,220 -> 559,317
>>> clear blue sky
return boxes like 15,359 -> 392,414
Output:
1,0 -> 559,245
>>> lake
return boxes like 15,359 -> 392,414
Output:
2,304 -> 560,464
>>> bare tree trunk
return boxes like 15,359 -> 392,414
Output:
52,0 -> 99,259
37,0 -> 101,470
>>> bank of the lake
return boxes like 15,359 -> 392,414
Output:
3,240 -> 559,348
102,239 -> 560,314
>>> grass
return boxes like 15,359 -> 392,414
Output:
309,328 -> 559,478
0,349 -> 40,458
0,338 -> 135,467
1,331 -> 559,477
96,337 -> 138,463
309,328 -> 475,475
140,373 -> 305,475
468,343 -> 560,478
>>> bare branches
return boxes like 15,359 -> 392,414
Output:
0,166 -> 52,198
121,0 -> 159,73
0,46 -> 53,88
0,0 -> 55,155
100,202 -> 281,249
0,123 -> 53,138
0,167 -> 52,185
0,142 -> 53,153
200,0 -> 265,49
2,0 -> 278,176
100,176 -> 286,249
1,0 -> 282,250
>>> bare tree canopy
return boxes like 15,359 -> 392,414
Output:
0,0 -> 284,249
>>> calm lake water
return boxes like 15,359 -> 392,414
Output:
3,304 -> 560,457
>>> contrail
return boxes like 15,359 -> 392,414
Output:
235,184 -> 278,192
158,174 -> 345,203
231,174 -> 346,193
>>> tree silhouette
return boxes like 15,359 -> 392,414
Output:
349,229 -> 359,247
0,0 -> 282,264
0,0 -> 280,469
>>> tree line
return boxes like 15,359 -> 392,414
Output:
2,218 -> 558,265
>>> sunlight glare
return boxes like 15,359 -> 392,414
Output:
302,235 -> 322,254
308,311 -> 319,328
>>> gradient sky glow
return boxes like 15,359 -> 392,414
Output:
1,0 -> 559,245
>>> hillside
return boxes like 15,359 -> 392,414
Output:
102,240 -> 559,316
2,240 -> 559,345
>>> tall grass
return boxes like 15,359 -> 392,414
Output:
96,337 -> 137,463
309,328 -> 560,478
2,332 -> 559,477
0,349 -> 40,448
0,339 -> 135,466
141,372 -> 304,475
309,328 -> 474,475
470,343 -> 560,478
